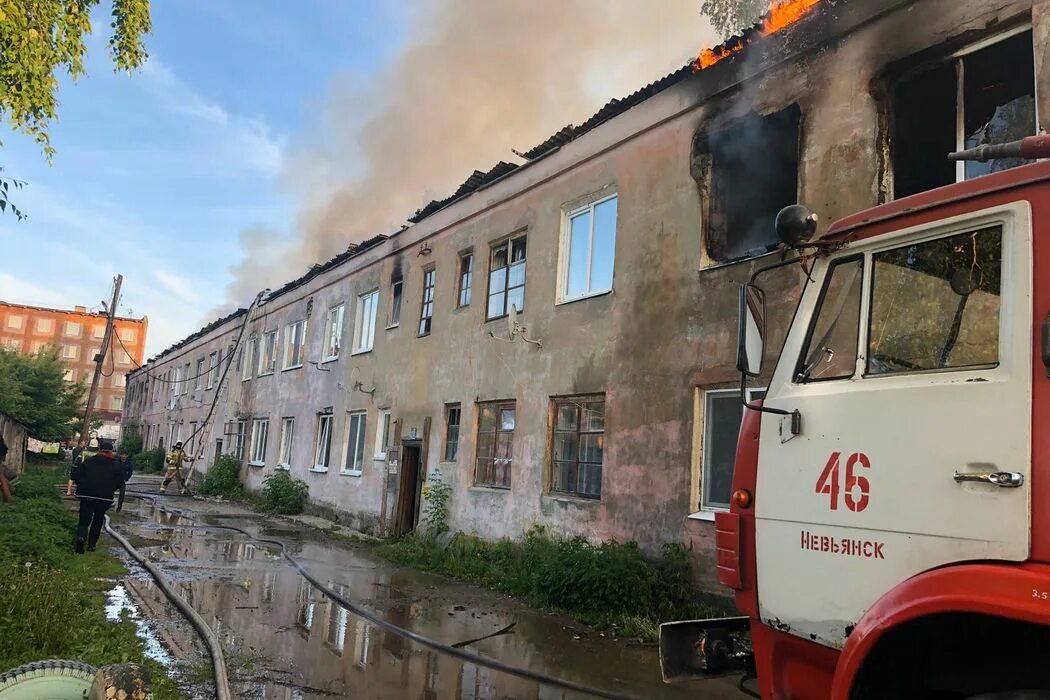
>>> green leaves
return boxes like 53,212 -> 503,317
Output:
0,346 -> 85,440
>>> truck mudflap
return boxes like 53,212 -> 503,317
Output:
659,616 -> 755,682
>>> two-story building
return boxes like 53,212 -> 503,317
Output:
123,0 -> 1050,587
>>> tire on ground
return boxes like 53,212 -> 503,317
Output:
0,659 -> 97,700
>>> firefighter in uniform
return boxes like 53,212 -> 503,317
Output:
160,441 -> 193,494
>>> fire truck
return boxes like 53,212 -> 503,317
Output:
662,137 -> 1050,699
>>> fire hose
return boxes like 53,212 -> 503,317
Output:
116,487 -> 649,700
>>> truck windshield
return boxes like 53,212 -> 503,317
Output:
868,226 -> 1002,374
797,257 -> 863,381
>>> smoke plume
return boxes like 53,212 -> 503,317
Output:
222,0 -> 714,305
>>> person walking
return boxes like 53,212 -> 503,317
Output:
117,450 -> 134,482
70,438 -> 126,553
160,441 -> 193,494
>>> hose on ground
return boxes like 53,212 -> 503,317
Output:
119,487 -> 648,700
104,514 -> 233,700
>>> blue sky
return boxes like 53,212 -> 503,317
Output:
0,1 -> 407,357
0,1 -> 709,359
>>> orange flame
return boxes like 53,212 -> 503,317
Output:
694,0 -> 823,71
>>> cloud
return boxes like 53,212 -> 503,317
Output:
153,269 -> 202,305
0,273 -> 69,308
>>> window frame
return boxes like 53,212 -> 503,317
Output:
322,304 -> 345,361
418,267 -> 435,337
388,279 -> 403,329
194,358 -> 205,390
342,410 -> 367,476
6,314 -> 23,329
486,234 -> 527,321
249,417 -> 270,467
64,321 -> 81,337
284,319 -> 307,370
313,413 -> 333,472
278,417 -> 295,470
374,409 -> 391,460
457,251 -> 473,308
558,194 -> 619,304
352,292 -> 379,354
548,395 -> 605,500
443,403 -> 461,463
693,387 -> 766,519
474,400 -> 515,489
242,335 -> 257,381
259,329 -> 278,375
793,255 -> 865,384
207,352 -> 219,388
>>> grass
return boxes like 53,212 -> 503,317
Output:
379,527 -> 735,643
0,462 -> 180,698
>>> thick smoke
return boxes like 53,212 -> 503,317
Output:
222,0 -> 713,306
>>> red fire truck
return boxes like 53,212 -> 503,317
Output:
662,137 -> 1050,699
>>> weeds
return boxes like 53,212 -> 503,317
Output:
0,463 -> 179,698
380,526 -> 733,642
420,473 -> 451,534
260,471 -> 309,514
196,455 -> 243,498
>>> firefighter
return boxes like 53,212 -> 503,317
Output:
70,438 -> 126,553
161,441 -> 193,494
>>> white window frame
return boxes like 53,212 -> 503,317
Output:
64,321 -> 81,337
387,279 -> 403,328
313,413 -> 333,472
374,409 -> 391,460
558,193 -> 618,303
112,395 -> 124,411
62,368 -> 75,382
259,329 -> 278,375
35,318 -> 54,334
194,358 -> 205,390
284,319 -> 307,370
324,304 -> 346,361
6,314 -> 23,329
207,352 -> 219,388
352,292 -> 378,354
278,417 -> 295,470
342,410 -> 367,475
243,335 -> 257,381
119,328 -> 137,342
92,324 -> 105,339
691,387 -> 765,521
62,344 -> 78,360
249,418 -> 269,467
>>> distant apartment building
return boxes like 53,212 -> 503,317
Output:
0,301 -> 148,436
123,0 -> 1047,588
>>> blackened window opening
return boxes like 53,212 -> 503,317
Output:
700,104 -> 800,264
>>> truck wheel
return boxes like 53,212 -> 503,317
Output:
0,659 -> 97,699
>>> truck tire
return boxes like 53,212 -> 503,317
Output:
0,660 -> 97,700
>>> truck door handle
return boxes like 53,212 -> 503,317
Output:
953,470 -> 1024,488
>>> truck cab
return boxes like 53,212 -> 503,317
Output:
663,151 -> 1050,699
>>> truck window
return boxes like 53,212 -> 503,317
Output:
867,226 -> 1002,375
796,257 -> 863,382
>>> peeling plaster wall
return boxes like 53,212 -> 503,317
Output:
125,0 -> 1047,591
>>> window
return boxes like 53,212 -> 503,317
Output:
388,279 -> 403,327
699,389 -> 765,512
30,340 -> 45,353
119,328 -> 137,342
242,335 -> 256,380
313,414 -> 333,471
92,325 -> 105,339
475,400 -> 515,488
171,365 -> 183,395
868,227 -> 1002,375
117,349 -> 131,366
112,396 -> 124,411
62,368 -> 75,382
550,396 -> 605,499
194,358 -> 205,390
418,268 -> 435,336
342,411 -> 366,475
893,30 -> 1035,198
278,418 -> 295,470
188,422 -> 197,454
374,409 -> 391,460
353,293 -> 378,354
325,304 -> 345,360
695,105 -> 800,264
3,338 -> 21,350
260,330 -> 278,374
443,404 -> 461,462
169,423 -> 178,448
207,352 -> 219,388
284,320 -> 306,369
796,257 -> 864,382
562,196 -> 618,302
62,344 -> 78,360
113,374 -> 126,388
250,418 -> 269,466
487,236 -> 526,319
182,362 -> 191,395
6,314 -> 23,329
232,420 -> 247,461
35,318 -> 53,333
64,321 -> 81,337
457,252 -> 473,307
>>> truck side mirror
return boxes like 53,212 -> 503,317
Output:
737,284 -> 766,377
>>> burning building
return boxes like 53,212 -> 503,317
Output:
123,0 -> 1048,589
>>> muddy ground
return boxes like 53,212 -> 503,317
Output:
105,475 -> 748,699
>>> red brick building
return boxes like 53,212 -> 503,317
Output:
0,301 -> 148,435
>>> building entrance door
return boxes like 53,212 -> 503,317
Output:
394,442 -> 423,536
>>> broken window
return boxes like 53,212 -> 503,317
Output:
418,267 -> 435,336
260,329 -> 278,374
388,278 -> 403,327
892,29 -> 1035,199
697,105 -> 800,264
284,319 -> 306,369
868,226 -> 1001,375
458,252 -> 473,308
487,235 -> 526,319
550,395 -> 605,499
475,400 -> 514,488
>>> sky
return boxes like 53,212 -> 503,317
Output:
0,1 -> 712,359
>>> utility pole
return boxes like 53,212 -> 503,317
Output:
78,274 -> 123,443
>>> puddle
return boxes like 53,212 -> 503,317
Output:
115,495 -> 745,699
105,583 -> 177,668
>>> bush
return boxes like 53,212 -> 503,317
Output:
149,447 -> 165,472
260,471 -> 309,514
117,430 -> 143,456
196,455 -> 243,498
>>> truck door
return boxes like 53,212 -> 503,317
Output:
754,203 -> 1032,649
